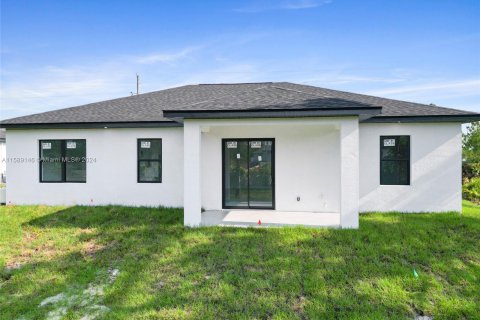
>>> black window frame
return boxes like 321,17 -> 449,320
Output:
137,138 -> 162,183
380,135 -> 410,186
221,138 -> 276,210
39,139 -> 87,183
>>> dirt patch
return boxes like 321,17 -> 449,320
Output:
5,251 -> 33,271
23,231 -> 38,242
81,240 -> 116,258
34,242 -> 59,257
292,295 -> 306,314
5,261 -> 23,271
82,240 -> 106,258
5,240 -> 61,273
75,228 -> 96,236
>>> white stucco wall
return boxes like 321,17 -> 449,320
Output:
5,120 -> 463,217
199,118 -> 342,213
5,127 -> 184,207
359,122 -> 462,213
0,140 -> 6,179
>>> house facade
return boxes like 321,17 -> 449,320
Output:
2,82 -> 479,228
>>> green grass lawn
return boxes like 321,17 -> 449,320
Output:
1,202 -> 479,320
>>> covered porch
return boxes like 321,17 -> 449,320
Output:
183,117 -> 360,229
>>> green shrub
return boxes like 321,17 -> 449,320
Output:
463,177 -> 480,204
463,162 -> 480,179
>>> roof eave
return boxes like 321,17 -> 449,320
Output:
0,121 -> 183,129
362,114 -> 480,123
163,107 -> 382,121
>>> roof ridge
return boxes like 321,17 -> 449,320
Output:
170,84 -> 272,110
271,83 -> 386,108
198,82 -> 274,85
270,84 -> 331,97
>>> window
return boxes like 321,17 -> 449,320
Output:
138,139 -> 162,183
39,140 -> 86,183
380,136 -> 410,185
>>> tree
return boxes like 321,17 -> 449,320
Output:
462,122 -> 480,178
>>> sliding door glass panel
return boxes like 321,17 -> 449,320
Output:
248,140 -> 273,208
224,140 -> 249,208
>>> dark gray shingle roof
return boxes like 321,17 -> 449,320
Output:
277,83 -> 478,118
1,82 -> 478,126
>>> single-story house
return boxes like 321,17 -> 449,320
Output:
1,82 -> 479,228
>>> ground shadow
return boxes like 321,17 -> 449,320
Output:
1,205 -> 479,319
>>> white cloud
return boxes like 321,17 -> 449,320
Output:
0,46 -> 204,119
0,63 -> 132,117
282,0 -> 331,9
135,47 -> 199,64
2,35 -> 479,120
301,74 -> 405,85
235,0 -> 331,13
175,64 -> 261,86
364,79 -> 480,112
369,79 -> 480,98
368,79 -> 480,95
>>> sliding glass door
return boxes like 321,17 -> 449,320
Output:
223,139 -> 275,209
223,140 -> 249,208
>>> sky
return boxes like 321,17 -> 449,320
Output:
1,0 -> 479,120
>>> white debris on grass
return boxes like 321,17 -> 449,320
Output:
80,305 -> 111,320
37,267 -> 119,320
83,283 -> 105,297
39,293 -> 66,307
108,268 -> 119,283
46,306 -> 67,320
415,316 -> 433,320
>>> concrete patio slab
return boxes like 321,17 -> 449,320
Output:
201,210 -> 341,228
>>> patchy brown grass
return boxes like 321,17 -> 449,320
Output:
81,240 -> 106,258
292,295 -> 306,314
74,228 -> 95,236
23,231 -> 38,242
81,239 -> 117,259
